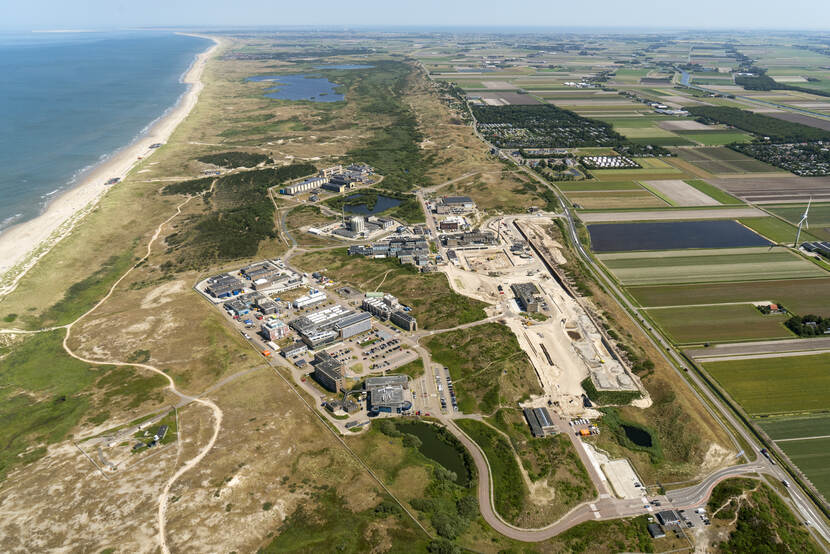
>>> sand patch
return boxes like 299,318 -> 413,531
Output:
482,80 -> 518,89
641,180 -> 721,206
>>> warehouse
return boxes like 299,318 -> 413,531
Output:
280,176 -> 326,195
365,375 -> 409,390
335,312 -> 373,338
436,195 -> 476,214
512,282 -> 542,313
205,274 -> 244,298
523,407 -> 557,437
293,289 -> 327,309
311,351 -> 344,392
440,231 -> 497,249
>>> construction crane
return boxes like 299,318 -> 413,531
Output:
794,197 -> 811,247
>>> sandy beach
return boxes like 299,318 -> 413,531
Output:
0,34 -> 222,295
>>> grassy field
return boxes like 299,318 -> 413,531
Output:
646,304 -> 793,344
738,217 -> 818,244
703,353 -> 830,415
600,247 -> 826,285
422,323 -> 542,413
566,190 -> 667,209
589,168 -> 686,180
675,146 -> 780,174
292,249 -> 487,330
0,330 -> 167,481
759,414 -> 830,440
768,203 -> 830,241
455,419 -> 527,524
679,131 -> 753,145
556,181 -> 643,191
629,278 -> 830,316
684,179 -> 743,204
776,437 -> 830,499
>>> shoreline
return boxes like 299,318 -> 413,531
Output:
0,33 -> 222,295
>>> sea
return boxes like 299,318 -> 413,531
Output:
0,31 -> 211,233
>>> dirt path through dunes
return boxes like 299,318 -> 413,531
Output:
55,196 -> 225,553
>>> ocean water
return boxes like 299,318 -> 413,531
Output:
0,31 -> 211,232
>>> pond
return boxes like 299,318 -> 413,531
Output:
396,421 -> 471,486
622,424 -> 653,448
246,74 -> 343,102
343,194 -> 402,215
587,220 -> 772,252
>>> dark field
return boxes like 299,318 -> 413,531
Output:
629,278 -> 830,315
587,220 -> 771,252
675,146 -> 778,174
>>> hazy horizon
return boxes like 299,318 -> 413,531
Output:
4,0 -> 830,32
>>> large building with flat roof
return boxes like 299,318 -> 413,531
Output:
368,386 -> 411,413
365,375 -> 409,390
511,282 -> 542,313
390,310 -> 417,331
311,351 -> 343,392
523,407 -> 557,437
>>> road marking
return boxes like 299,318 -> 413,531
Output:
594,511 -> 601,519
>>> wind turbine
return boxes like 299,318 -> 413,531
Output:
794,197 -> 812,247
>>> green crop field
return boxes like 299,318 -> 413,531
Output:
599,247 -> 826,285
615,127 -> 678,138
679,132 -> 753,146
556,181 -> 642,191
590,168 -> 685,180
647,304 -> 793,344
684,180 -> 743,204
566,191 -> 667,209
777,437 -> 830,498
767,203 -> 830,241
629,278 -> 830,316
704,353 -> 830,415
759,415 -> 830,440
738,217 -> 818,244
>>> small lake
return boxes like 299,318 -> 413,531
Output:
247,74 -> 343,102
587,220 -> 772,252
396,421 -> 471,485
343,194 -> 402,215
622,424 -> 653,448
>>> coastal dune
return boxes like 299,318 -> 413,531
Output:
0,34 -> 222,296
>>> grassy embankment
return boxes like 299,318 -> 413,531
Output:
292,248 -> 487,330
423,323 -> 543,414
0,330 -> 167,481
707,478 -> 820,553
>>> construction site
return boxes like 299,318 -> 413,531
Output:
437,215 -> 648,418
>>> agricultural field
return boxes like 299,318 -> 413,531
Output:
629,278 -> 830,315
684,179 -> 743,204
640,179 -> 720,206
556,181 -> 642,191
777,437 -> 830,499
737,216 -> 817,244
646,303 -> 793,344
601,247 -> 824,285
674,131 -> 753,146
566,190 -> 667,209
588,220 -> 771,253
768,202 -> 830,241
674,146 -> 781,174
703,353 -> 830,415
759,414 -> 830,441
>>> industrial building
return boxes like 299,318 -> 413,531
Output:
293,289 -> 327,309
365,376 -> 411,413
282,342 -> 308,358
311,351 -> 344,392
361,293 -> 403,320
349,237 -> 430,267
803,241 -> 830,259
261,319 -> 289,341
440,230 -> 497,249
205,274 -> 244,298
439,215 -> 466,231
280,164 -> 374,195
349,216 -> 365,233
390,310 -> 417,331
334,312 -> 373,338
290,304 -> 370,347
656,510 -> 681,527
523,407 -> 557,437
436,195 -> 476,214
647,524 -> 666,539
365,375 -> 409,390
512,282 -> 543,313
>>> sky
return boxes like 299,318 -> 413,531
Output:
2,0 -> 829,31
